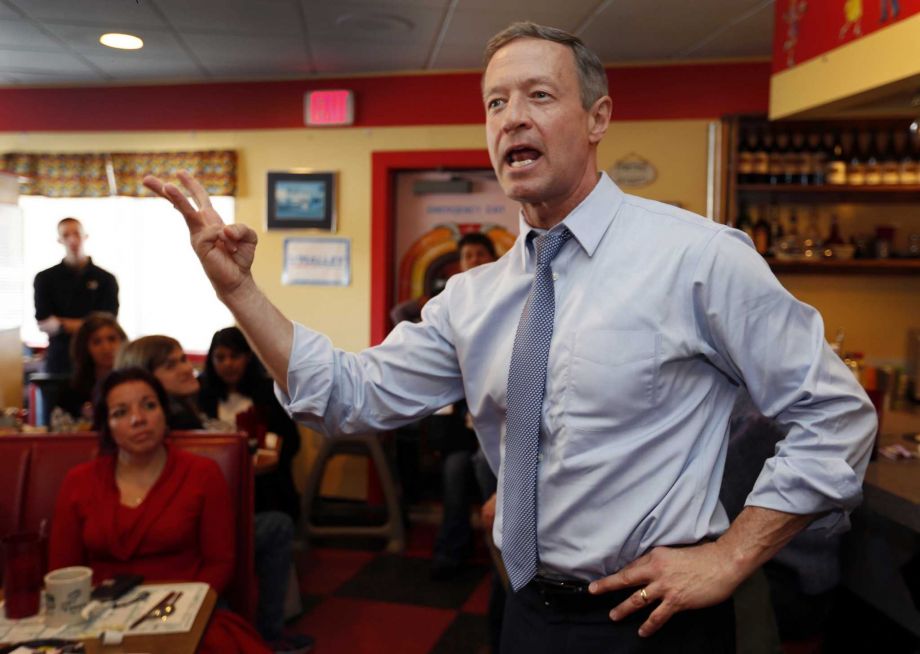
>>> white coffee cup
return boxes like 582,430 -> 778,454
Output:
44,566 -> 93,626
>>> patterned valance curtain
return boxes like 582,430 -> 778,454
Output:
0,150 -> 237,197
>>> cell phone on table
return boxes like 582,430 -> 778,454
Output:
90,573 -> 144,601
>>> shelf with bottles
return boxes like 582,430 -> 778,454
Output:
736,184 -> 920,200
767,258 -> 920,275
734,203 -> 920,276
732,117 -> 920,193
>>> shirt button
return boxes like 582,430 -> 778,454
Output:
552,272 -> 559,281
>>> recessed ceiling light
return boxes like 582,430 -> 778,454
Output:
99,33 -> 144,50
335,12 -> 414,33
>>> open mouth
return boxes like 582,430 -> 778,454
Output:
505,146 -> 542,169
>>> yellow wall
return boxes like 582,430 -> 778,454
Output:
601,120 -> 711,215
0,120 -> 711,348
6,119 -> 913,497
770,13 -> 920,119
778,274 -> 920,365
0,120 -> 711,498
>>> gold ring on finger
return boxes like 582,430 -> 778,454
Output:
640,588 -> 649,603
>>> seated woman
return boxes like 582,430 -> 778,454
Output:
199,327 -> 302,522
54,312 -> 126,423
116,334 -> 310,652
49,367 -> 270,653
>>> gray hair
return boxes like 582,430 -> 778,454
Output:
483,22 -> 609,110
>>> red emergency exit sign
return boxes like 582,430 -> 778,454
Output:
304,90 -> 355,126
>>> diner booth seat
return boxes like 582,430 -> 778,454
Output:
0,431 -> 256,622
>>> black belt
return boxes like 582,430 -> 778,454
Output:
525,575 -> 637,616
531,575 -> 592,595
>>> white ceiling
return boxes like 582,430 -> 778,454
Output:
0,0 -> 774,86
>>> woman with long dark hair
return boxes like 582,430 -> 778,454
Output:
198,327 -> 302,522
54,311 -> 126,422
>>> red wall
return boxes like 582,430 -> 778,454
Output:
0,62 -> 769,132
773,0 -> 920,73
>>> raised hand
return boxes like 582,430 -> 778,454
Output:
142,170 -> 258,299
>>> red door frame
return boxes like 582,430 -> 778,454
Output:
369,149 -> 493,345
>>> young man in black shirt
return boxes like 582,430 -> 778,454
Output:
34,217 -> 119,374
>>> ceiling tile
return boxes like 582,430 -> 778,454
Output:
155,0 -> 304,36
439,7 -> 591,50
0,48 -> 98,74
83,53 -> 204,80
302,2 -> 444,45
303,0 -> 450,11
0,70 -> 105,84
455,0 -> 598,17
40,23 -> 185,57
580,0 -> 772,62
183,33 -> 309,72
674,1 -> 774,58
9,0 -> 166,28
0,4 -> 21,19
311,41 -> 430,74
428,43 -> 484,70
0,18 -> 63,50
0,0 -> 776,86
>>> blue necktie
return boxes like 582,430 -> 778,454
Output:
502,227 -> 572,591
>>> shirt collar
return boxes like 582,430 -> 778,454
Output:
516,172 -> 624,264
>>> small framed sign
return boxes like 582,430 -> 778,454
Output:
282,237 -> 351,286
267,171 -> 336,231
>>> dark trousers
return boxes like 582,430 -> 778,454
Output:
500,581 -> 735,654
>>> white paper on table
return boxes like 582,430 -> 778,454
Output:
0,582 -> 208,643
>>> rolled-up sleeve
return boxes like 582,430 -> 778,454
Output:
275,287 -> 465,437
692,230 -> 876,533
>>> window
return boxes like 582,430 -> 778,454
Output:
19,196 -> 235,352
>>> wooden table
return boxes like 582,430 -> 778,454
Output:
843,407 -> 920,637
0,587 -> 216,654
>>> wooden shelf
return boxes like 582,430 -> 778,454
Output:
736,183 -> 920,203
769,258 -> 920,275
737,184 -> 920,193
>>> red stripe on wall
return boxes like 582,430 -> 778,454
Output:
0,62 -> 769,132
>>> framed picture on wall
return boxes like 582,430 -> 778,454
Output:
267,171 -> 336,231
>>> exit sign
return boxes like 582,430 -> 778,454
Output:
304,90 -> 354,126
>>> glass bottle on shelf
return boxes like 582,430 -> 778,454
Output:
846,130 -> 867,185
783,132 -> 805,184
753,206 -> 771,256
807,131 -> 825,185
900,128 -> 920,185
863,129 -> 882,185
776,209 -> 803,260
737,128 -> 755,184
787,131 -> 808,184
767,204 -> 783,258
735,202 -> 755,240
769,132 -> 788,185
825,214 -> 844,246
801,208 -> 823,259
824,214 -> 845,259
825,130 -> 848,185
753,130 -> 771,184
879,129 -> 900,185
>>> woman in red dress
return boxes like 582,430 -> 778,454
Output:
49,367 -> 270,654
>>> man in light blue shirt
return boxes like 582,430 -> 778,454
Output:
145,21 -> 875,654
